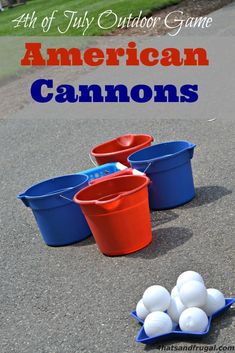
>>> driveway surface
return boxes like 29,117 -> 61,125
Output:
0,114 -> 234,353
0,3 -> 234,353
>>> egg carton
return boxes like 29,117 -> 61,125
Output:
131,298 -> 235,344
79,162 -> 143,184
80,162 -> 126,182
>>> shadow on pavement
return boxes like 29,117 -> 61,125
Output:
201,309 -> 235,344
182,186 -> 232,209
128,227 -> 193,260
71,235 -> 96,247
151,209 -> 179,227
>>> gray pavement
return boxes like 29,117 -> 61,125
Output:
181,0 -> 235,35
1,116 -> 234,353
0,3 -> 235,353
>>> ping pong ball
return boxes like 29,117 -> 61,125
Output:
177,271 -> 204,290
143,285 -> 171,312
167,296 -> 186,323
202,288 -> 225,316
179,307 -> 208,333
179,280 -> 207,308
136,299 -> 149,321
144,312 -> 173,337
171,286 -> 180,298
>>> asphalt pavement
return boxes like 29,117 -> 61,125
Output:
1,114 -> 234,353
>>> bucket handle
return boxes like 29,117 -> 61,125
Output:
143,162 -> 152,174
59,194 -> 75,203
95,191 -> 129,205
188,143 -> 196,159
89,153 -> 98,167
17,193 -> 30,207
94,191 -> 130,211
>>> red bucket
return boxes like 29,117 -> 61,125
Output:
91,134 -> 154,167
74,175 -> 152,256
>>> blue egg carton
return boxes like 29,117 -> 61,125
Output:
80,162 -> 126,182
131,298 -> 235,344
38,164 -> 124,197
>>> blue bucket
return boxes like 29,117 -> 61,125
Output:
128,141 -> 196,210
17,174 -> 91,246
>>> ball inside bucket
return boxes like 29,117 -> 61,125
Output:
128,141 -> 196,210
17,174 -> 91,246
91,134 -> 154,167
74,175 -> 152,256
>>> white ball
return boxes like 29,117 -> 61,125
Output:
179,307 -> 208,333
167,296 -> 186,323
177,271 -> 204,290
171,286 -> 180,298
136,299 -> 149,321
143,285 -> 171,312
179,280 -> 207,308
202,288 -> 225,316
144,311 -> 173,337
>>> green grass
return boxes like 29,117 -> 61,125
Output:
0,0 -> 180,80
0,0 -> 180,36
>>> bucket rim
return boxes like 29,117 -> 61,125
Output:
91,134 -> 154,157
128,140 -> 196,165
74,175 -> 150,205
17,173 -> 89,201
